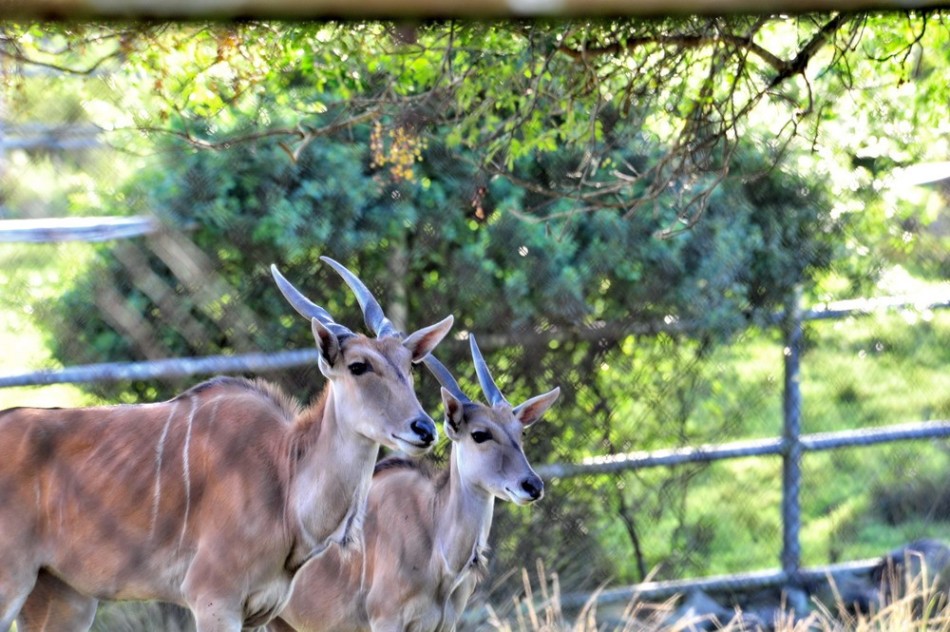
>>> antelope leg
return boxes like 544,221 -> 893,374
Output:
16,571 -> 97,632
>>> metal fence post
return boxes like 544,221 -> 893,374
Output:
781,286 -> 803,581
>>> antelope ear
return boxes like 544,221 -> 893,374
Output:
312,318 -> 341,373
441,387 -> 465,440
512,387 -> 560,428
403,315 -> 454,363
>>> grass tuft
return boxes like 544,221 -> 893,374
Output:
483,562 -> 950,632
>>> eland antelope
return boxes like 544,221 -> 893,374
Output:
268,335 -> 559,632
1,257 -> 453,632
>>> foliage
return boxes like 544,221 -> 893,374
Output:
3,14 -> 948,232
39,112 -> 840,382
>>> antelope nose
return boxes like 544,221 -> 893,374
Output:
521,476 -> 544,501
410,417 -> 437,446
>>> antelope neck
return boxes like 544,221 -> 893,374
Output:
286,386 -> 380,570
436,445 -> 495,576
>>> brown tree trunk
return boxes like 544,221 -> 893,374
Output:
387,234 -> 408,333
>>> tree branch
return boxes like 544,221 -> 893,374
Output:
0,45 -> 125,75
559,32 -> 789,74
768,12 -> 854,88
555,14 -> 856,93
133,108 -> 381,158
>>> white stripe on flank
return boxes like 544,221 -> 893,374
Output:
150,400 -> 178,540
207,396 -> 223,430
179,396 -> 198,549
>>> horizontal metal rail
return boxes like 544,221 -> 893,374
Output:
802,296 -> 950,321
535,421 -> 950,479
801,421 -> 950,451
556,558 -> 882,609
537,437 -> 785,478
0,123 -> 103,152
1,293 -> 947,389
0,216 -> 159,243
0,349 -> 319,388
760,295 -> 950,326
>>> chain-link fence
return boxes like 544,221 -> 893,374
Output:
2,21 -> 950,631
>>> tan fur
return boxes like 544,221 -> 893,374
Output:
3,324 -> 449,632
270,388 -> 557,632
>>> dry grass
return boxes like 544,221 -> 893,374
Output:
484,563 -> 709,632
483,562 -> 950,632
809,563 -> 950,632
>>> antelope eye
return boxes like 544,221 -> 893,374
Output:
471,430 -> 493,444
348,361 -> 371,376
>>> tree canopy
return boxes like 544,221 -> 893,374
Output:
2,14 -> 947,231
